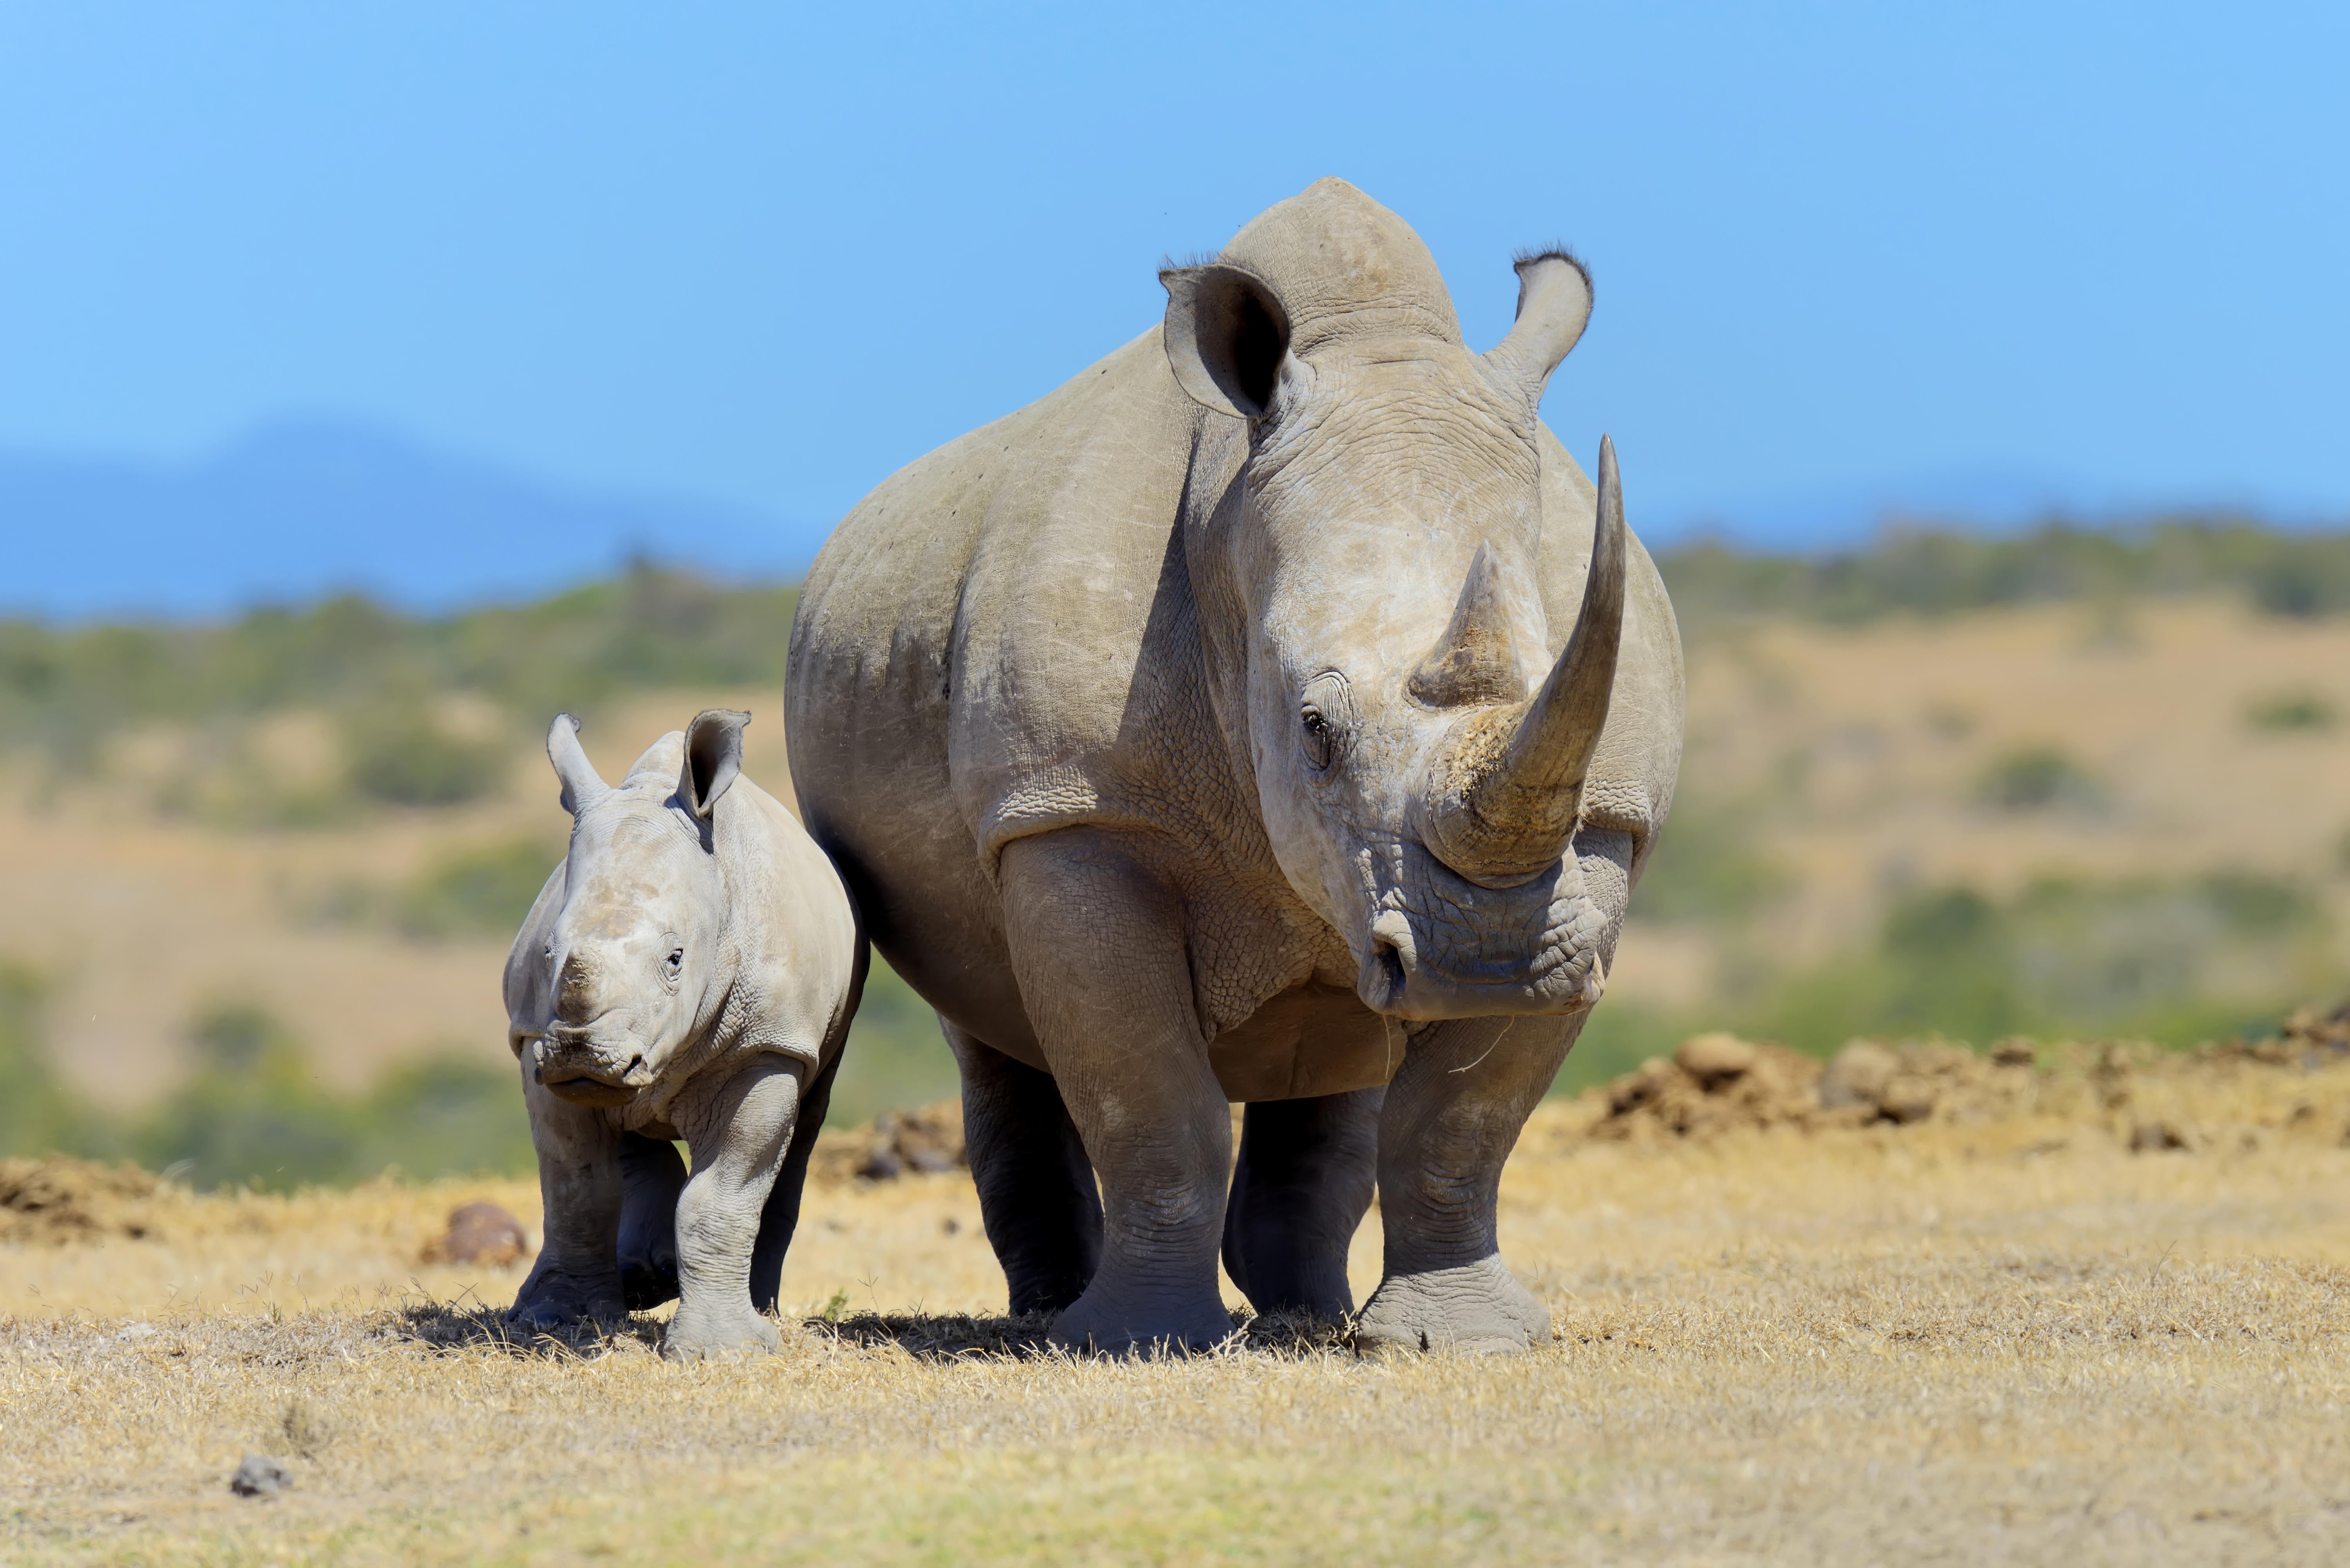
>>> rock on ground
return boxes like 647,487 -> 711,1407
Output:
419,1201 -> 530,1266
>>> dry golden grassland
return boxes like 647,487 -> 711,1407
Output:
7,1051 -> 2350,1566
1629,596 -> 2350,1008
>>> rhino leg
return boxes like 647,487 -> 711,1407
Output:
747,1052 -> 841,1314
616,1134 -> 686,1310
663,1056 -> 804,1361
945,1021 -> 1102,1316
1222,1088 -> 1381,1321
1000,830 -> 1237,1355
509,1066 -> 628,1329
1354,1013 -> 1576,1355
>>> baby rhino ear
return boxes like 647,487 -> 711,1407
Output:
679,709 -> 750,823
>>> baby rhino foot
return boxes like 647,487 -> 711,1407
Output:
662,1301 -> 782,1362
1353,1257 -> 1550,1356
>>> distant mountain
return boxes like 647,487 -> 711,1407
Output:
0,421 -> 816,619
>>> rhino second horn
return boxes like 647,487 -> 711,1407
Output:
1408,542 -> 1527,708
1424,435 -> 1627,886
548,712 -> 610,817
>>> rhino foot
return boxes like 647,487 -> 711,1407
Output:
1047,1285 -> 1238,1358
662,1302 -> 781,1362
507,1266 -> 627,1331
1352,1257 -> 1550,1356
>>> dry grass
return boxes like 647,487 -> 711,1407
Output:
7,1068 -> 2350,1566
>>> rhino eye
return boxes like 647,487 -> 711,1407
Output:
1300,707 -> 1332,769
663,947 -> 684,977
1299,671 -> 1352,772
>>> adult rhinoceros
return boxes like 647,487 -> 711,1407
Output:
787,178 -> 1683,1354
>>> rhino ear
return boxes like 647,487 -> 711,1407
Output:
547,712 -> 609,818
680,709 -> 750,824
1159,263 -> 1294,420
1480,249 -> 1592,411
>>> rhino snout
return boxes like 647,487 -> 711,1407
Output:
533,1026 -> 655,1106
1352,897 -> 1609,1021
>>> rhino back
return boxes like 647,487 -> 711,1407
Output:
789,328 -> 1306,1053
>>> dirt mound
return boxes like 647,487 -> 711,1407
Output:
1585,1011 -> 2350,1147
812,1100 -> 967,1183
1589,1034 -> 1837,1140
0,1156 -> 169,1243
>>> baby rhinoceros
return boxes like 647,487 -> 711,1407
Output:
504,710 -> 862,1360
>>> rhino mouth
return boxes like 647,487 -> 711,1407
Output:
534,1028 -> 655,1106
1352,877 -> 1609,1021
1358,933 -> 1605,1020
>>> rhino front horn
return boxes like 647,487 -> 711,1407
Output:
1422,435 -> 1627,886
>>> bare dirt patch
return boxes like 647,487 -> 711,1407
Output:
0,1156 -> 172,1245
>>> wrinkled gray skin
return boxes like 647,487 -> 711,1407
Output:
788,179 -> 1683,1355
504,709 -> 863,1360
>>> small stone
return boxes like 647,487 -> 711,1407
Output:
1878,1074 -> 1939,1124
229,1454 -> 295,1499
1989,1039 -> 2038,1068
2130,1119 -> 2191,1153
1820,1042 -> 1898,1109
1674,1033 -> 1759,1086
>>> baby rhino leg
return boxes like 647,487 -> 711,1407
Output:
664,1057 -> 804,1361
508,1067 -> 626,1329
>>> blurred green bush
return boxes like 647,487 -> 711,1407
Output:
1974,744 -> 2106,813
0,560 -> 799,780
2245,689 -> 2338,733
1659,517 -> 2350,637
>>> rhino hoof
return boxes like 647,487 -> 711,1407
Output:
1352,1257 -> 1549,1357
1047,1288 -> 1238,1358
506,1269 -> 626,1331
621,1260 -> 682,1311
662,1307 -> 781,1362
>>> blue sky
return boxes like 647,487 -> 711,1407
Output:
2,1 -> 2344,553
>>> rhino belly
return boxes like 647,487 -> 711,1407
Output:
1208,981 -> 1402,1102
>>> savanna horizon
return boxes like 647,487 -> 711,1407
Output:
1,518 -> 2347,1191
